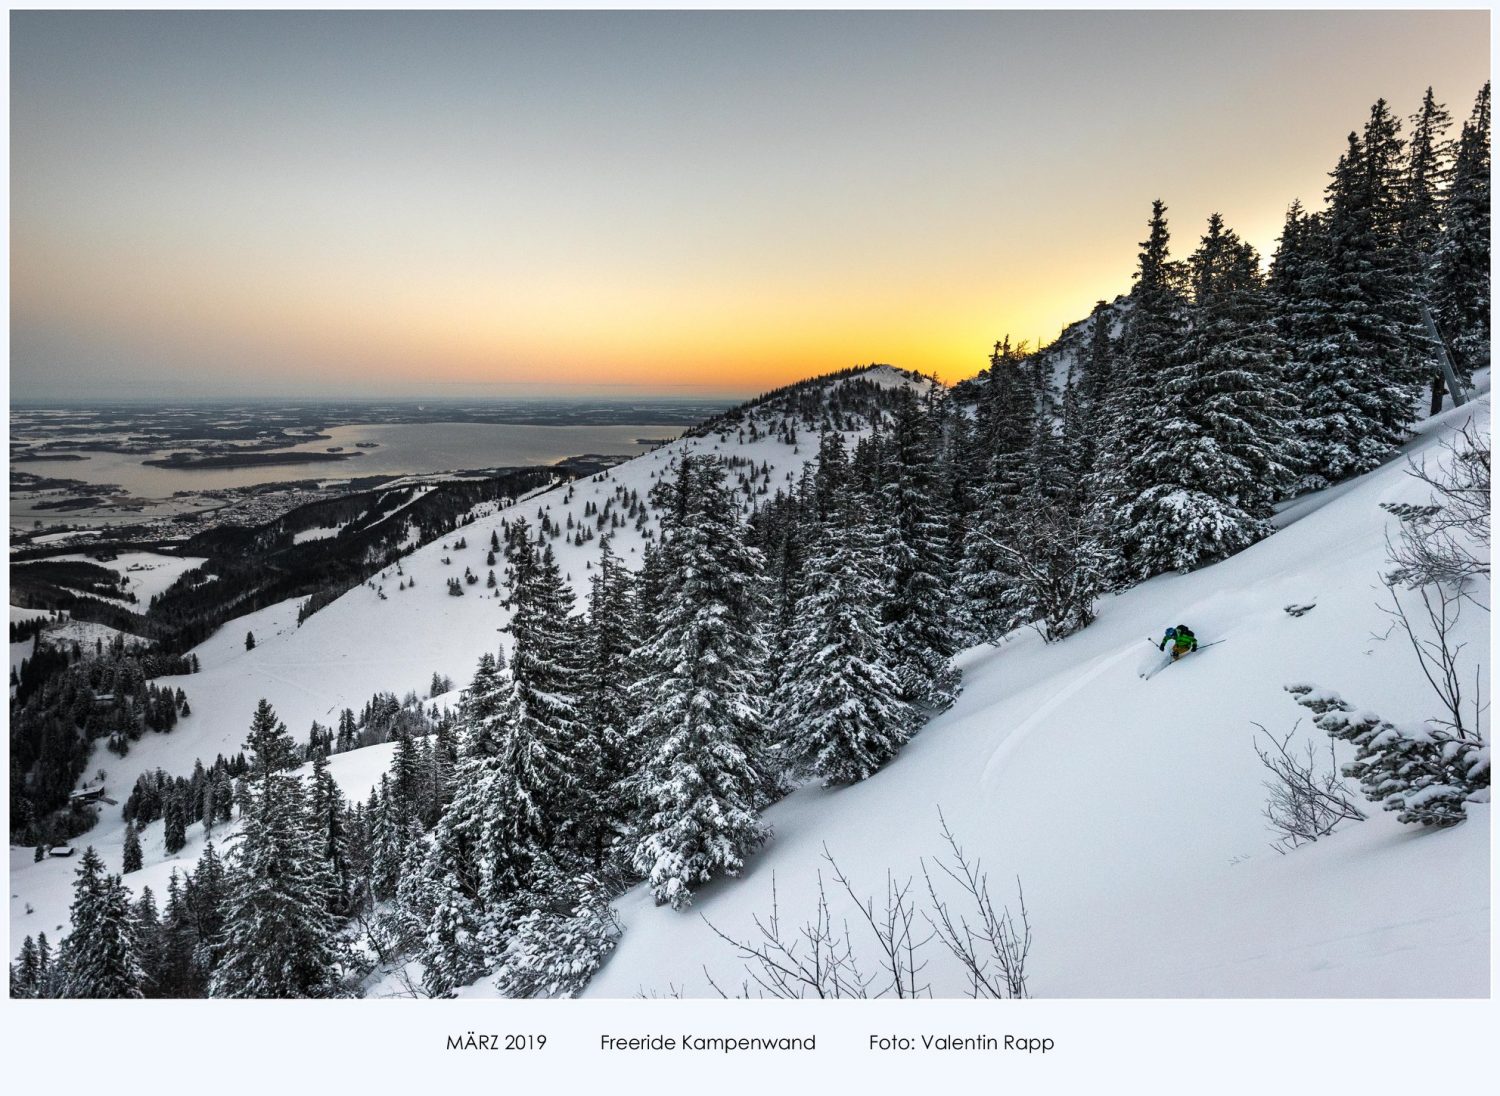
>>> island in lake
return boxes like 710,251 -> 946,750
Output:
143,451 -> 363,470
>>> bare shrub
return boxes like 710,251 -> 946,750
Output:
1383,417 -> 1490,599
701,866 -> 884,999
921,813 -> 1031,999
699,818 -> 1030,999
1380,581 -> 1486,741
1252,720 -> 1366,852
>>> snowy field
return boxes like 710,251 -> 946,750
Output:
47,551 -> 208,604
9,742 -> 404,953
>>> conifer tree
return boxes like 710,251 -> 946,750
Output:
1363,97 -> 1428,384
187,841 -> 227,977
308,751 -> 351,916
484,537 -> 586,898
1091,199 -> 1190,577
576,535 -> 640,869
1402,87 -> 1455,274
163,794 -> 187,855
994,378 -> 1109,639
158,869 -> 202,997
958,339 -> 1040,641
1291,107 -> 1424,484
122,822 -> 143,873
630,454 -> 770,909
1118,214 -> 1297,574
459,651 -> 507,755
779,436 -> 914,784
389,730 -> 423,830
244,697 -> 301,774
752,480 -> 813,701
882,386 -> 959,703
56,847 -> 144,998
14,936 -> 40,999
133,886 -> 163,996
368,777 -> 408,901
407,652 -> 514,993
1432,82 -> 1491,387
1082,299 -> 1117,406
34,932 -> 53,998
1269,198 -> 1321,424
210,702 -> 340,998
336,708 -> 357,752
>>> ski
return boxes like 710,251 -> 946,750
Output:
1140,639 -> 1224,679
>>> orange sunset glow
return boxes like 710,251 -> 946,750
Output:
9,9 -> 1490,399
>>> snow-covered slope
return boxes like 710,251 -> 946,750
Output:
8,367 -> 932,959
9,371 -> 1488,998
41,551 -> 208,605
8,740 -> 403,957
583,398 -> 1490,999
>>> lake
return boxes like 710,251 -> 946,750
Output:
12,420 -> 683,525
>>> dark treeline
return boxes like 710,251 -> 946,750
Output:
10,614 -> 56,643
10,635 -> 198,846
8,470 -> 553,846
148,468 -> 562,652
9,468 -> 562,657
305,686 -> 458,759
16,84 -> 1489,999
9,560 -> 137,609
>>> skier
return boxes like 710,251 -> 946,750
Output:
1159,624 -> 1198,661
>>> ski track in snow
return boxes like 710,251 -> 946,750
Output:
978,639 -> 1144,789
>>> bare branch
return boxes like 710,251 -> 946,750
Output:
1251,720 -> 1366,851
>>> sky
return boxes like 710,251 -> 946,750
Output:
8,9 -> 1491,401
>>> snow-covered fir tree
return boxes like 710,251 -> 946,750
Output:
1115,214 -> 1297,574
1402,87 -> 1454,261
163,794 -> 187,855
1289,105 -> 1424,485
406,653 -> 509,995
157,868 -> 202,998
55,847 -> 144,998
998,380 -> 1107,640
577,535 -> 640,871
1091,198 -> 1189,578
958,337 -> 1041,641
122,822 -> 142,874
307,750 -> 351,915
187,841 -> 227,982
881,385 -> 960,703
778,433 -> 914,784
12,935 -> 41,999
132,886 -> 162,996
484,534 -> 586,896
629,454 -> 771,909
368,775 -> 409,901
1401,84 -> 1454,407
210,700 -> 341,998
1431,82 -> 1491,388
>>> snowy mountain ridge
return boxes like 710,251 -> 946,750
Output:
7,364 -> 920,959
